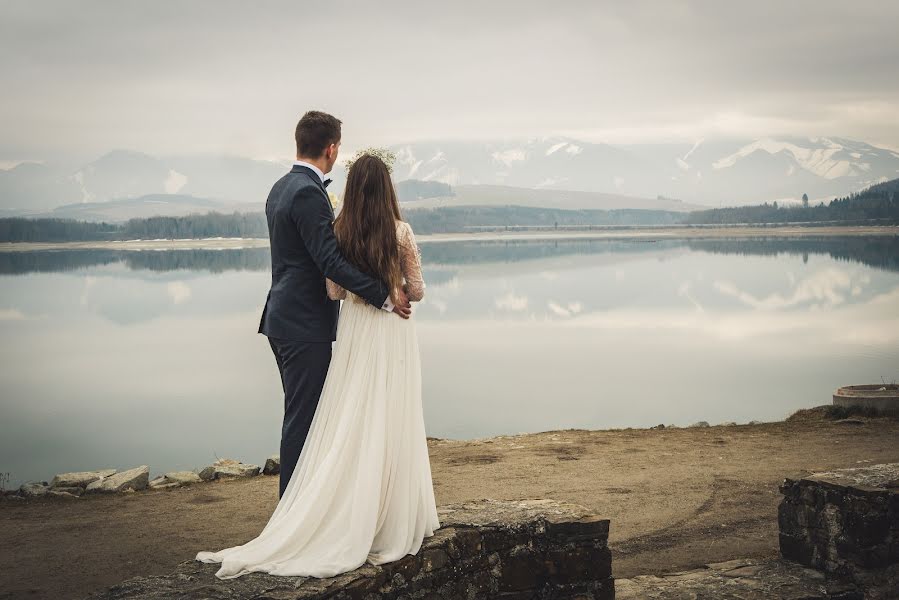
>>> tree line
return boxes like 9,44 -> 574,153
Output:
0,206 -> 681,242
0,212 -> 268,243
0,217 -> 120,242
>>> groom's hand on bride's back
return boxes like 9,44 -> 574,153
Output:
392,288 -> 412,319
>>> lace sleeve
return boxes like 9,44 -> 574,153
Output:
326,277 -> 347,300
399,221 -> 425,301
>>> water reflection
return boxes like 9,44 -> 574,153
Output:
0,248 -> 271,275
1,236 -> 897,487
3,235 -> 897,275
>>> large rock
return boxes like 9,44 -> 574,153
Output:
48,489 -> 80,499
85,498 -> 613,599
50,468 -> 117,489
85,466 -> 149,493
263,454 -> 280,475
51,486 -> 84,497
165,470 -> 202,485
199,458 -> 260,481
19,481 -> 50,497
148,480 -> 181,490
149,470 -> 202,489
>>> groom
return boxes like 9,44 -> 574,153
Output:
258,110 -> 412,498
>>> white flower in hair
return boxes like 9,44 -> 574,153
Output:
344,147 -> 396,174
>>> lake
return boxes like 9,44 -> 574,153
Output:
1,235 -> 898,488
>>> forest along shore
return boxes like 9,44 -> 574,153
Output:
0,224 -> 897,252
1,414 -> 898,600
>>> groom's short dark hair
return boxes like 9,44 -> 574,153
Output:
295,111 -> 342,158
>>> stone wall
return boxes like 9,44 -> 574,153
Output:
779,462 -> 898,586
86,498 -> 613,600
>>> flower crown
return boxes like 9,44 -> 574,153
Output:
344,147 -> 396,174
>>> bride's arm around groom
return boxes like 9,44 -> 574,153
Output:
326,220 -> 425,303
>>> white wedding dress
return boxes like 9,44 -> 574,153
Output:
196,220 -> 440,579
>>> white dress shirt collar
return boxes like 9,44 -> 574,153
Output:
293,159 -> 326,183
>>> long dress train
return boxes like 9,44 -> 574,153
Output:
195,220 -> 439,579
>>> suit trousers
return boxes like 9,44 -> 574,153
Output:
267,336 -> 332,498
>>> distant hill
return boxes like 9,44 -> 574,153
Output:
863,176 -> 899,196
400,184 -> 705,212
404,205 -> 684,234
48,194 -> 227,222
684,177 -> 899,225
395,179 -> 454,202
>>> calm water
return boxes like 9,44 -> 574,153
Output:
2,235 -> 898,487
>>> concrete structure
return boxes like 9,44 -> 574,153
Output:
833,384 -> 899,416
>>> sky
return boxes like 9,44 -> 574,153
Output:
2,0 -> 898,164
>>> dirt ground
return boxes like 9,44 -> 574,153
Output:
2,416 -> 898,600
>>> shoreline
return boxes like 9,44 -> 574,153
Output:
0,406 -> 884,494
2,412 -> 898,599
4,417 -> 766,496
0,224 -> 897,252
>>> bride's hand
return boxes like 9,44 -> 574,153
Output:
392,287 -> 412,319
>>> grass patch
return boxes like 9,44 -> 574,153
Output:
788,404 -> 881,421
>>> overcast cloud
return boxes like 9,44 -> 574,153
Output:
2,0 -> 898,163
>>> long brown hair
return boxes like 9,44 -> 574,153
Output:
333,153 -> 404,304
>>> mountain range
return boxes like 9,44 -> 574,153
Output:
2,136 -> 898,217
389,136 -> 899,206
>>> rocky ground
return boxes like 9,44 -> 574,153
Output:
1,413 -> 897,600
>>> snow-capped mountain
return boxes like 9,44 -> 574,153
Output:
389,136 -> 899,206
389,138 -> 647,192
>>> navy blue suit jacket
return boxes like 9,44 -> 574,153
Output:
258,165 -> 390,342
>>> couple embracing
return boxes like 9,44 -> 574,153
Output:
196,110 -> 440,578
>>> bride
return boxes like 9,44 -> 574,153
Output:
195,152 -> 440,579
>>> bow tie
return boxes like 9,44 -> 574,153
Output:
322,178 -> 332,189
